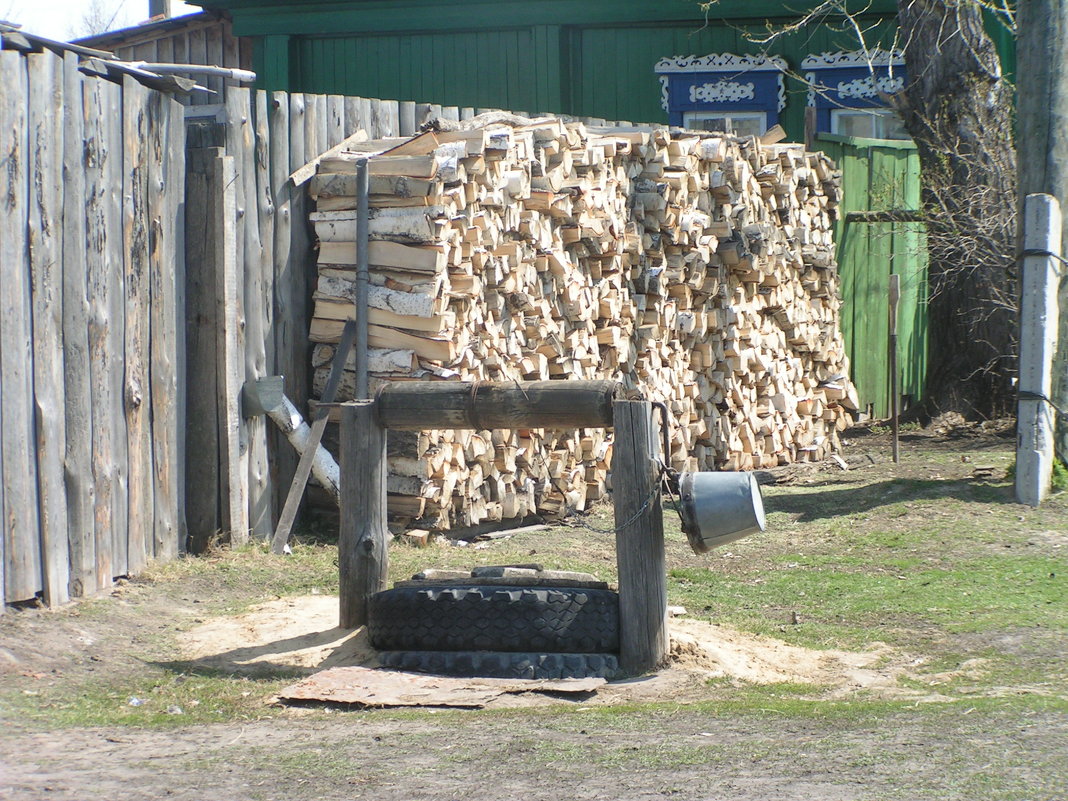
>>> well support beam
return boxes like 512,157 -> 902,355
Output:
339,400 -> 389,628
612,399 -> 668,675
376,379 -> 620,431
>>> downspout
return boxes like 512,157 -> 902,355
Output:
355,157 -> 370,399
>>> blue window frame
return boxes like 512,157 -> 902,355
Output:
654,53 -> 787,133
802,49 -> 908,139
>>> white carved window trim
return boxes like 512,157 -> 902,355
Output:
656,52 -> 787,113
801,48 -> 906,108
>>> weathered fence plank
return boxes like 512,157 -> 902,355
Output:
216,152 -> 248,543
228,87 -> 271,541
123,76 -> 153,576
283,92 -> 311,421
343,95 -> 361,137
184,147 -> 223,553
327,94 -> 345,148
148,91 -> 182,561
250,89 -> 276,537
27,51 -> 70,606
0,51 -> 42,603
84,70 -> 116,588
269,92 -> 297,521
61,51 -> 94,598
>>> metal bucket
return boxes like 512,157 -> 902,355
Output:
678,471 -> 766,554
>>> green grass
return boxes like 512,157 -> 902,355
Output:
3,670 -> 294,729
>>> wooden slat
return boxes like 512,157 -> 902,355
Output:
224,88 -> 263,543
83,69 -> 117,587
222,22 -> 241,70
148,92 -> 183,561
344,95 -> 362,138
183,148 -> 223,553
104,76 -> 129,580
284,92 -> 312,416
269,91 -> 297,524
204,21 -> 225,101
62,52 -> 93,597
0,51 -> 42,602
216,152 -> 248,544
249,88 -> 275,538
122,76 -> 153,576
187,26 -> 207,106
327,94 -> 345,148
27,51 -> 69,606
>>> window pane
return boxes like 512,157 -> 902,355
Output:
832,109 -> 910,140
730,116 -> 766,137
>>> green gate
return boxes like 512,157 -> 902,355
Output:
816,133 -> 928,419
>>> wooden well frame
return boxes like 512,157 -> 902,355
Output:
338,379 -> 668,675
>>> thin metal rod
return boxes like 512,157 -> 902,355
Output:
354,158 -> 370,399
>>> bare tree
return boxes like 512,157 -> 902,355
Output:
68,0 -> 126,39
891,0 -> 1017,419
702,0 -> 1019,419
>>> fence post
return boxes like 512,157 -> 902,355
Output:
1016,193 -> 1062,506
612,399 -> 668,675
339,400 -> 388,628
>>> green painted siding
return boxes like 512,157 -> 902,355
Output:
286,18 -> 898,135
294,29 -> 540,111
819,134 -> 928,417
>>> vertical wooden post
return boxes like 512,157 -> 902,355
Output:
1016,194 -> 1062,507
338,400 -> 388,629
612,399 -> 668,675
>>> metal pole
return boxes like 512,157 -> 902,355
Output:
354,157 -> 370,399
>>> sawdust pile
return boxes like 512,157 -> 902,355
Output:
179,595 -> 919,701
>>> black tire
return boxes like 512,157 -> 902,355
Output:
367,585 -> 619,653
377,650 -> 621,680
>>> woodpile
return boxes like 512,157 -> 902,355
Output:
307,116 -> 859,532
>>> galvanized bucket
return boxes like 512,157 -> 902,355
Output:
678,471 -> 766,554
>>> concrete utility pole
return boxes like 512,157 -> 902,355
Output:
1016,0 -> 1068,465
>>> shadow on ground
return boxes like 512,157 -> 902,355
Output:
764,477 -> 1014,522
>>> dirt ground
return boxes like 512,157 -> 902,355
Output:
1,419 -> 1066,801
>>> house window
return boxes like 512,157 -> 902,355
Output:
683,111 -> 768,137
830,108 -> 908,140
803,49 -> 908,141
655,53 -> 787,132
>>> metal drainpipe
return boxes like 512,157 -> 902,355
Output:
355,157 -> 370,399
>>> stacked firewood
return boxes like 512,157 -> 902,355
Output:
306,117 -> 858,531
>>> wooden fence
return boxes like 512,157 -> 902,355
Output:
0,48 -> 185,606
0,50 -> 580,605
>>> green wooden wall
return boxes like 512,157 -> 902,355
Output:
818,134 -> 927,418
275,18 -> 898,139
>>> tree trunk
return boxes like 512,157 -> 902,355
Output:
893,0 -> 1018,419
